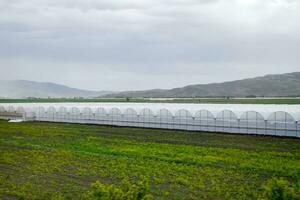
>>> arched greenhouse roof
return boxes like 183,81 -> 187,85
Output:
1,103 -> 300,121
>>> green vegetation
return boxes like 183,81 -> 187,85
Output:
0,120 -> 299,199
1,97 -> 300,104
84,178 -> 152,200
260,178 -> 299,200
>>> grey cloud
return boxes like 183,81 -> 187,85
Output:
0,0 -> 299,90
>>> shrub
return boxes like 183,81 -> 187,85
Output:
260,178 -> 299,200
83,178 -> 153,200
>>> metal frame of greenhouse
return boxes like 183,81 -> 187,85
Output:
0,103 -> 299,138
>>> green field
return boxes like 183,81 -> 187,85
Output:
1,98 -> 300,104
0,120 -> 299,199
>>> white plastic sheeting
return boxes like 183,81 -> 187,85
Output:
0,103 -> 299,137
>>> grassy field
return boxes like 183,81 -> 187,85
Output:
0,98 -> 300,104
0,120 -> 300,199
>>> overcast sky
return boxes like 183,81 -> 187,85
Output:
0,0 -> 299,91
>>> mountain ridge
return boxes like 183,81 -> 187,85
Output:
0,80 -> 113,98
104,72 -> 300,98
1,72 -> 300,98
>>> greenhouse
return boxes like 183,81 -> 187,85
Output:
0,103 -> 299,138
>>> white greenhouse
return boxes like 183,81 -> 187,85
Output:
0,103 -> 300,138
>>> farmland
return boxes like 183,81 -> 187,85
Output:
0,120 -> 299,199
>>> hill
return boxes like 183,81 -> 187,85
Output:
1,72 -> 300,98
0,80 -> 112,98
105,72 -> 300,98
